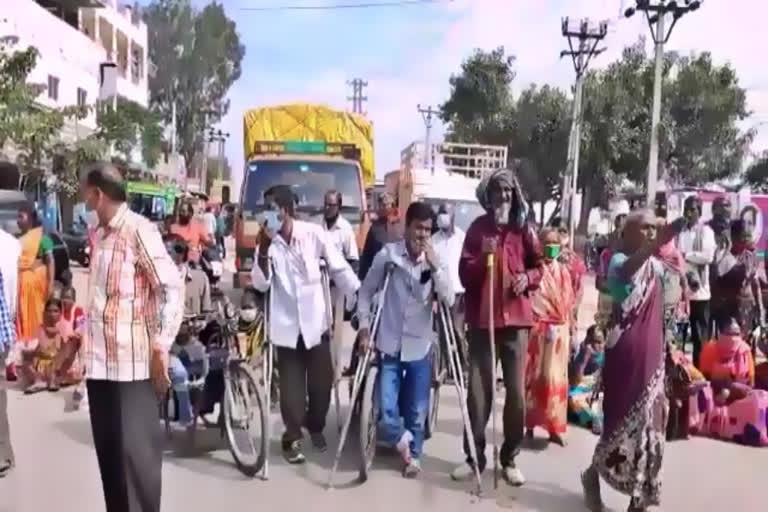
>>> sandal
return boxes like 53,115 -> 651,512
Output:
23,382 -> 47,394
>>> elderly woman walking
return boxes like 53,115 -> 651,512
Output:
581,210 -> 685,512
524,227 -> 574,446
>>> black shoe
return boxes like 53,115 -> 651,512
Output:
282,441 -> 306,464
310,432 -> 327,452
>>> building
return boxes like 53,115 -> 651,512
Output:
1,0 -> 149,143
400,140 -> 508,179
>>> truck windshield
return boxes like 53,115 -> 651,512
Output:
422,198 -> 485,233
241,160 -> 362,223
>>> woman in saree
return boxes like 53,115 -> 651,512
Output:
568,325 -> 605,434
525,227 -> 575,446
581,210 -> 685,512
688,317 -> 768,446
16,203 -> 55,347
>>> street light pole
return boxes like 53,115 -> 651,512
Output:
625,0 -> 703,206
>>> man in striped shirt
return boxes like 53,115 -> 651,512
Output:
81,163 -> 183,512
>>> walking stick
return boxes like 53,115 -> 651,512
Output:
487,252 -> 499,490
261,258 -> 275,481
320,261 -> 342,434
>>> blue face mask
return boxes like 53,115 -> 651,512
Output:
262,209 -> 281,230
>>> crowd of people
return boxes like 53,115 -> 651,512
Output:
0,161 -> 767,512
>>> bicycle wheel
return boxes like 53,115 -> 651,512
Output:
425,340 -> 441,440
223,361 -> 267,477
358,365 -> 379,482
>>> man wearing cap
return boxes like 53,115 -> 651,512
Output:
450,168 -> 542,487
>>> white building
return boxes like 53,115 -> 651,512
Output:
1,0 -> 149,142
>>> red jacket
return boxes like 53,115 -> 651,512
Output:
459,214 -> 543,329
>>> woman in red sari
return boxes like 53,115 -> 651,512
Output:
525,228 -> 575,446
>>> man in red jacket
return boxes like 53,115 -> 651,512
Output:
450,168 -> 542,487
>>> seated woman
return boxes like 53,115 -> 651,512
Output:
688,317 -> 768,446
20,298 -> 82,393
568,325 -> 605,434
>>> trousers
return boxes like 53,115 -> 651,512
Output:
87,379 -> 163,512
276,335 -> 333,447
463,327 -> 529,471
378,352 -> 431,458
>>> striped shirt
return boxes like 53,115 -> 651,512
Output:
0,269 -> 16,355
84,203 -> 183,381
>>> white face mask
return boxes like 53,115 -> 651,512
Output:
437,213 -> 451,230
263,209 -> 281,230
240,308 -> 257,323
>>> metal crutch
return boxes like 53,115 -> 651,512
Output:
260,259 -> 275,481
487,253 -> 499,489
438,300 -> 483,496
326,267 -> 393,490
320,262 -> 343,434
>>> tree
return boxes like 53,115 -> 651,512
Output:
95,99 -> 165,167
144,0 -> 245,167
440,47 -> 516,144
665,52 -> 752,185
745,153 -> 768,192
509,84 -> 571,224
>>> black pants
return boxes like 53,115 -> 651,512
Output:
463,327 -> 528,471
87,379 -> 163,512
689,300 -> 710,367
0,351 -> 13,469
276,335 -> 333,447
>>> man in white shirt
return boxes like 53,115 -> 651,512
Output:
0,226 -> 20,478
252,185 -> 360,464
357,202 -> 453,478
322,190 -> 359,273
677,195 -> 716,366
431,203 -> 468,364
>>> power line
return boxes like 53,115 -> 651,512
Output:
240,0 -> 451,12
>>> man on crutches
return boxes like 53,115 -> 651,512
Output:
356,202 -> 454,478
450,169 -> 542,488
252,185 -> 360,465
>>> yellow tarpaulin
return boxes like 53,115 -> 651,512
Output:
243,103 -> 375,186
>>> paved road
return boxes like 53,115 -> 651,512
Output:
0,266 -> 763,511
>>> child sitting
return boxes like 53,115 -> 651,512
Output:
60,286 -> 87,410
568,325 -> 605,434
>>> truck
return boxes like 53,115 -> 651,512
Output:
234,103 -> 374,287
384,166 -> 485,233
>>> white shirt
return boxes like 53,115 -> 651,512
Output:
251,220 -> 360,350
0,229 -> 20,319
321,215 -> 359,262
432,227 -> 466,295
677,223 -> 716,301
357,241 -> 453,361
203,212 -> 217,236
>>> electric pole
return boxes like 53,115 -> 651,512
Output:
625,0 -> 702,206
417,104 -> 440,170
560,17 -> 608,247
206,128 -> 230,196
346,78 -> 368,115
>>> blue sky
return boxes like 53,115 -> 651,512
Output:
187,0 -> 768,190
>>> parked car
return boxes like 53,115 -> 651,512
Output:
60,228 -> 91,267
0,189 -> 71,281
